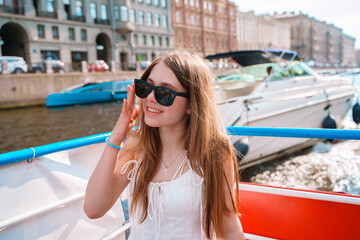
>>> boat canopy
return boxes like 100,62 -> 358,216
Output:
206,50 -> 300,67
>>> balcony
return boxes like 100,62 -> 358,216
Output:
116,21 -> 134,31
94,18 -> 110,25
36,10 -> 57,19
0,5 -> 25,15
67,15 -> 85,22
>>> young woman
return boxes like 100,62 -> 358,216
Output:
84,51 -> 245,239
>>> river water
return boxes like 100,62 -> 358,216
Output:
1,72 -> 360,195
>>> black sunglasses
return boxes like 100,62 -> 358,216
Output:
134,79 -> 189,107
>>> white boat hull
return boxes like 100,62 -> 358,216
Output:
219,75 -> 356,168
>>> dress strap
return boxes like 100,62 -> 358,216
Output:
171,156 -> 189,181
120,160 -> 138,181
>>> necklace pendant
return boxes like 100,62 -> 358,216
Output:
164,168 -> 168,175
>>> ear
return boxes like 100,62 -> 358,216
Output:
186,105 -> 192,115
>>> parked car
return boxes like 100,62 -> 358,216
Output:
0,56 -> 28,73
30,60 -> 65,73
140,61 -> 150,69
88,60 -> 109,72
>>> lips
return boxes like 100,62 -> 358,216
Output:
146,106 -> 162,113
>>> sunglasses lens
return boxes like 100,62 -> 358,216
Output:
135,80 -> 151,98
155,87 -> 175,106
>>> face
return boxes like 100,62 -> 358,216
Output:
141,61 -> 191,129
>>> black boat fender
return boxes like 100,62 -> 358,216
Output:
322,113 -> 337,129
352,102 -> 360,125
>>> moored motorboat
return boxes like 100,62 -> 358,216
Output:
46,80 -> 133,107
207,50 -> 358,168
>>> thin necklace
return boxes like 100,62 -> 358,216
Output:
162,149 -> 183,175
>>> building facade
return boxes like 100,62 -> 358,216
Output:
341,34 -> 356,67
172,0 -> 237,56
275,12 -> 356,67
0,0 -> 174,71
237,11 -> 291,51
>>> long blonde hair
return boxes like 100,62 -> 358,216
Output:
130,51 -> 239,239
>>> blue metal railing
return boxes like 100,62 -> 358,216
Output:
226,127 -> 360,140
1,127 -> 360,166
0,132 -> 111,166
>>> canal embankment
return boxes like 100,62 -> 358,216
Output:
0,71 -> 139,109
1,67 -> 358,109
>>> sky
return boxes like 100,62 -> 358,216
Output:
234,0 -> 360,49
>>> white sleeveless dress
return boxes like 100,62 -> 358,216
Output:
121,156 -> 206,240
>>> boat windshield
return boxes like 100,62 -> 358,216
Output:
268,62 -> 317,82
241,63 -> 283,81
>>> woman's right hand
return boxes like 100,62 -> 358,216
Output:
109,83 -> 139,145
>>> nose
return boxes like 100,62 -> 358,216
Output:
146,89 -> 157,103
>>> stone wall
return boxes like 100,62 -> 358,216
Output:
0,72 -> 140,109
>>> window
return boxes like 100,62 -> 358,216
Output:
119,35 -> 126,42
176,12 -> 180,23
121,6 -> 128,21
143,35 -> 147,45
196,0 -> 199,7
52,26 -> 59,39
134,34 -> 138,45
147,0 -> 151,5
75,0 -> 83,16
46,0 -> 55,12
81,29 -> 87,41
154,0 -> 159,6
37,25 -> 45,38
184,0 -> 188,5
69,28 -> 75,40
114,5 -> 119,20
159,36 -> 162,46
190,0 -> 194,6
138,0 -> 143,3
162,15 -> 167,27
185,13 -> 188,24
203,1 -> 207,10
100,4 -> 107,20
166,37 -> 169,47
155,14 -> 160,26
90,3 -> 97,19
130,9 -> 136,23
150,36 -> 154,46
191,14 -> 195,25
209,17 -> 213,28
147,12 -> 152,25
139,11 -> 144,24
208,2 -> 212,11
161,0 -> 166,8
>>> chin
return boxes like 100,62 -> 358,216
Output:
144,118 -> 161,128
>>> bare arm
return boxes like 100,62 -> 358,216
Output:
223,155 -> 245,240
83,84 -> 139,219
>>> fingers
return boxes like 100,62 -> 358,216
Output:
127,84 -> 135,113
121,98 -> 128,115
131,105 -> 139,122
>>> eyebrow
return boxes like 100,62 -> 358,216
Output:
147,77 -> 178,90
